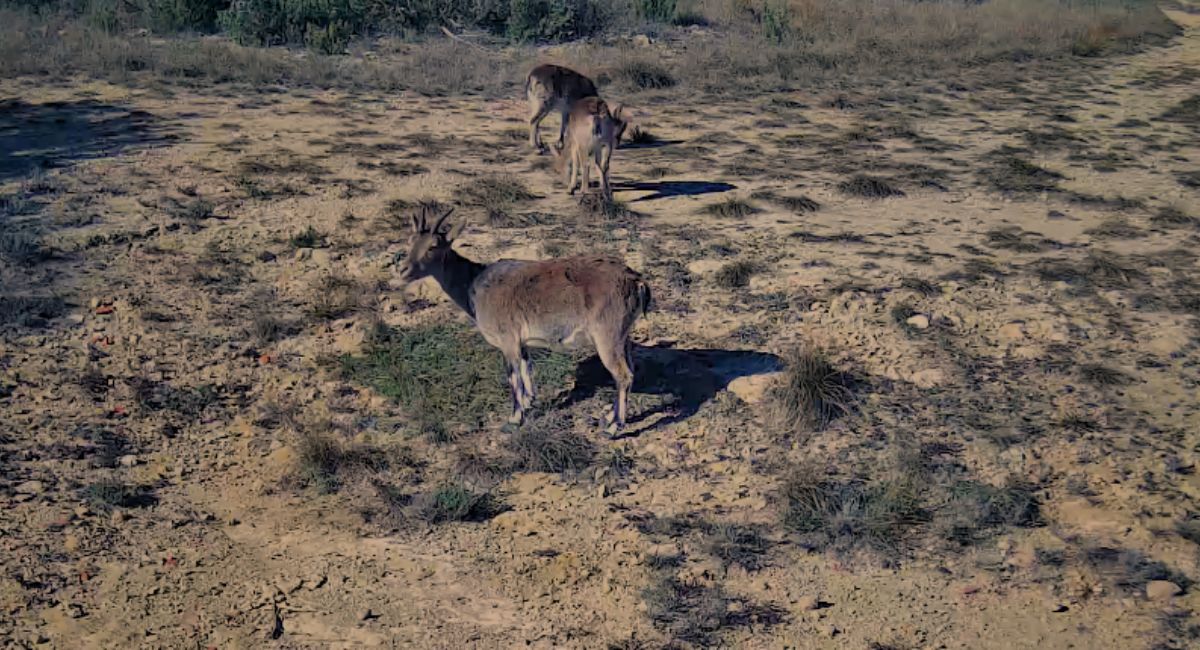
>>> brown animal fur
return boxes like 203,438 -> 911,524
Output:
552,96 -> 629,200
397,206 -> 652,436
525,63 -> 599,152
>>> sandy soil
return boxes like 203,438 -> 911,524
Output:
2,5 -> 1200,649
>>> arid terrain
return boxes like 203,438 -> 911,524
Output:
3,2 -> 1200,649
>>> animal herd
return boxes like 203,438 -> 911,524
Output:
399,64 -> 649,438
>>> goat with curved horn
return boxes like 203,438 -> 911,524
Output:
395,205 -> 652,436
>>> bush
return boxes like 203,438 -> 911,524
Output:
506,0 -> 604,42
636,0 -> 675,23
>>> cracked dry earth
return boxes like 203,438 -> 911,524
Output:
4,6 -> 1200,650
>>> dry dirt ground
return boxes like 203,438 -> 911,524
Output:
4,6 -> 1200,650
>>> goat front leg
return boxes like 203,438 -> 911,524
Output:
517,348 -> 536,411
503,357 -> 526,428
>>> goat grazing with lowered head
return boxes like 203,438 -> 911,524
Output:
396,206 -> 652,436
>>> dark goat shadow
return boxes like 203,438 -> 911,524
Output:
0,98 -> 179,182
614,180 -> 737,202
562,343 -> 783,436
619,138 -> 683,150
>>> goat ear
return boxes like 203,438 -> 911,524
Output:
410,212 -> 422,232
444,218 -> 467,243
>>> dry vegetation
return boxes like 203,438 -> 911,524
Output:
3,0 -> 1200,648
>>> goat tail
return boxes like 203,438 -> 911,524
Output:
635,279 -> 653,317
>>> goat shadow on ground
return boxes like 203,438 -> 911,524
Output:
562,342 -> 783,436
619,138 -> 683,150
615,180 -> 736,202
0,98 -> 179,182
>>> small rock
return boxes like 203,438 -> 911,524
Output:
999,322 -> 1026,341
111,510 -> 128,525
118,455 -> 138,468
15,480 -> 45,495
1146,580 -> 1182,601
293,248 -> 313,262
74,505 -> 92,518
905,314 -> 930,330
1050,603 -> 1069,613
631,34 -> 652,47
64,534 -> 81,553
796,596 -> 820,611
824,625 -> 840,638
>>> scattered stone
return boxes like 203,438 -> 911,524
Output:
64,534 -> 81,553
1145,580 -> 1182,601
905,314 -> 930,329
111,510 -> 128,525
1050,603 -> 1069,613
118,455 -> 138,468
726,372 -> 783,405
824,625 -> 840,638
999,322 -> 1026,341
15,480 -> 45,495
796,596 -> 820,611
293,248 -> 313,262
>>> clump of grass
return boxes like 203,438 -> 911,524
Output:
1080,545 -> 1193,594
82,479 -> 157,510
413,483 -> 505,524
713,260 -> 758,289
770,348 -> 854,432
1159,94 -> 1200,125
578,193 -> 635,221
641,572 -> 785,647
612,58 -> 676,90
1085,218 -> 1144,239
703,524 -> 772,572
0,295 -> 65,327
780,471 -> 927,557
293,426 -> 390,494
702,197 -> 758,219
1078,363 -> 1132,387
290,225 -> 326,249
165,197 -> 215,222
900,277 -> 938,296
507,412 -> 596,474
984,156 -> 1064,193
0,230 -> 50,266
309,273 -> 367,320
985,227 -> 1055,252
455,174 -> 538,225
934,480 -> 1042,546
774,194 -> 821,214
625,125 -> 659,146
1151,206 -> 1197,228
837,174 -> 905,198
1176,170 -> 1200,189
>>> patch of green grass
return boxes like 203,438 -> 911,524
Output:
342,323 -> 576,431
837,174 -> 905,198
770,348 -> 854,432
